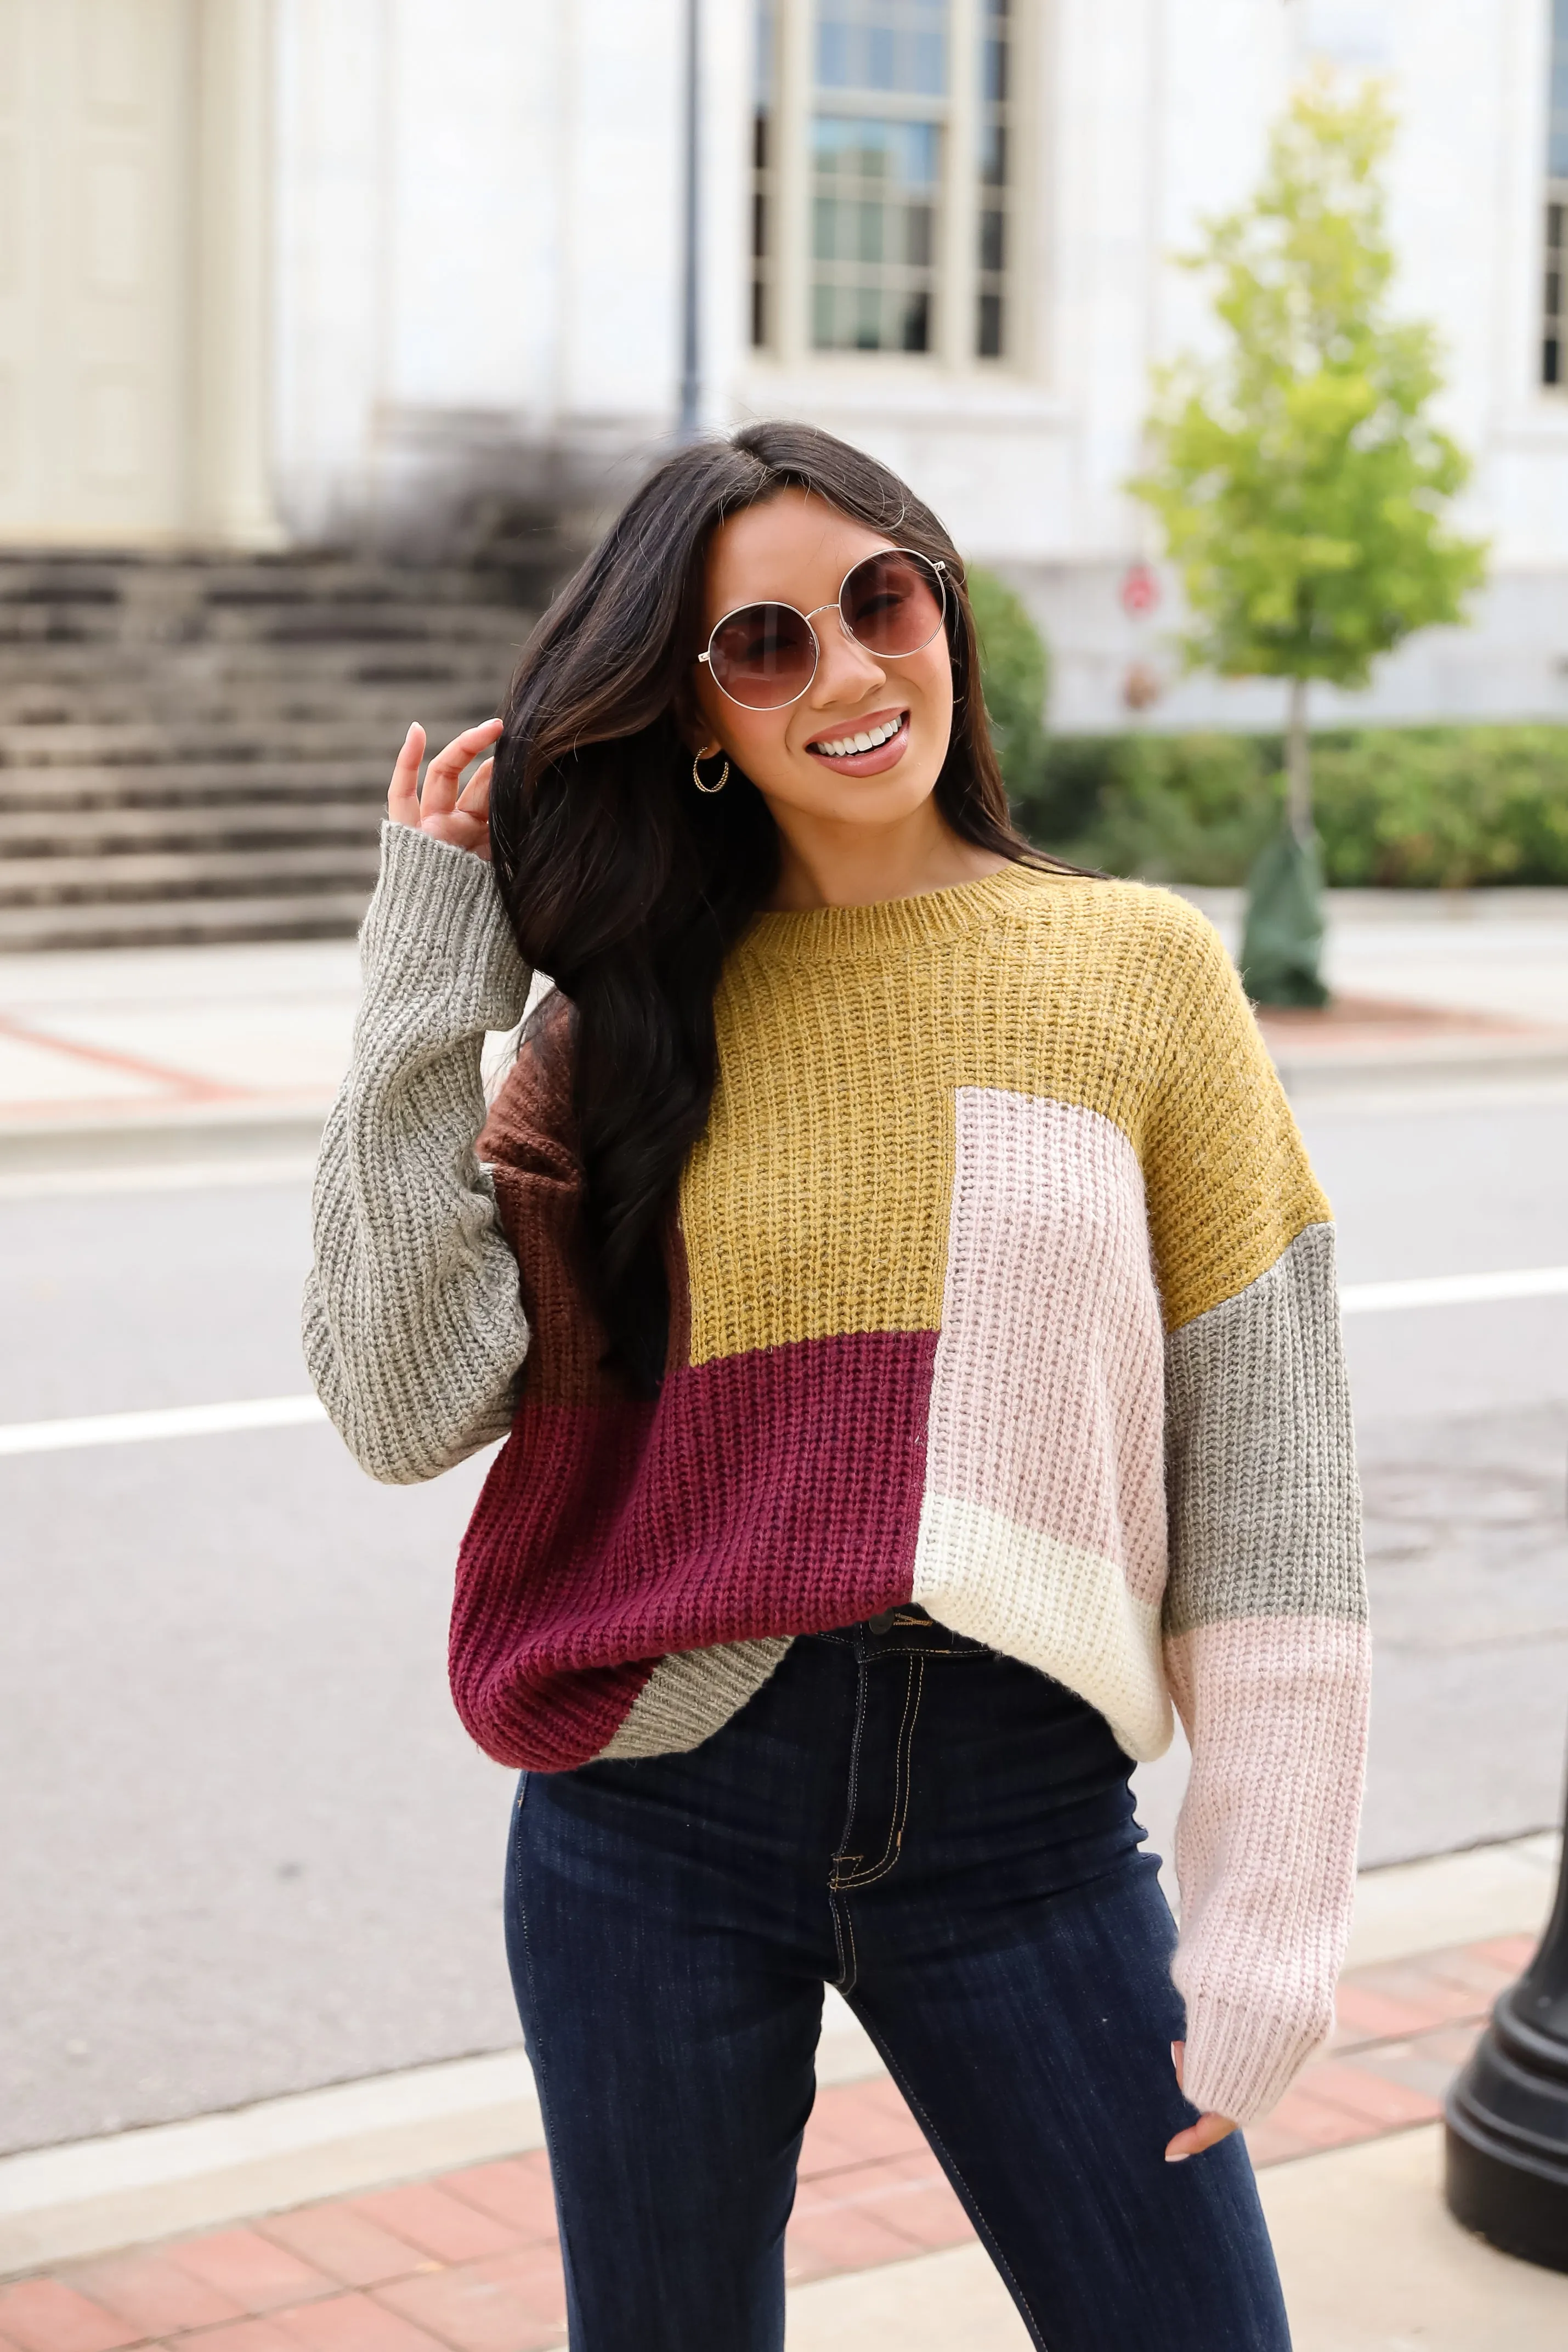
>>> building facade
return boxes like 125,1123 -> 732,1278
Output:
2,0 -> 1566,731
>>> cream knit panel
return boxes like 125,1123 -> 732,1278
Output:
303,822 -> 534,1484
912,1087 -> 1170,1758
1161,1224 -> 1369,2124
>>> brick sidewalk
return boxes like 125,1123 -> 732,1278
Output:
0,1932 -> 1533,2352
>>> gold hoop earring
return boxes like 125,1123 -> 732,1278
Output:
692,745 -> 730,794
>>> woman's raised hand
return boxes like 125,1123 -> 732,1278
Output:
387,719 -> 503,862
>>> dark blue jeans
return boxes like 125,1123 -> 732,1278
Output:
504,1614 -> 1290,2350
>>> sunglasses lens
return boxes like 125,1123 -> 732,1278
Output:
841,550 -> 946,658
706,603 -> 817,708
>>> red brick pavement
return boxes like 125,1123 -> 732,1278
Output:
0,1933 -> 1536,2352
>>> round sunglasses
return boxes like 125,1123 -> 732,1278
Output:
697,547 -> 948,711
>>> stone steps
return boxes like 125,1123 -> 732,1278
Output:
0,554 -> 529,633
0,843 -> 383,900
0,804 -> 384,851
0,549 -> 533,947
0,762 -> 386,806
0,720 -> 491,764
0,642 -> 520,689
0,609 -> 525,648
0,890 -> 378,952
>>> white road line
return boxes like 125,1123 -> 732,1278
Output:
0,1265 -> 1565,1460
0,1156 -> 319,1202
1339,1266 -> 1568,1314
0,1394 -> 328,1457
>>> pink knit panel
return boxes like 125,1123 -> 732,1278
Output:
925,1089 -> 1167,1604
1163,1613 -> 1373,2123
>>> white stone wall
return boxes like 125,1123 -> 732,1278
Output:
270,0 -> 687,541
266,0 -> 1568,731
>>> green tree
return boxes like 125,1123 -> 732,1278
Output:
1129,75 -> 1487,1002
969,566 -> 1050,810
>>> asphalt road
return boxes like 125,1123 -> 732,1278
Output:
1305,1088 -> 1568,1869
2,1088 -> 1566,2155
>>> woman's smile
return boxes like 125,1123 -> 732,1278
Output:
802,705 -> 910,775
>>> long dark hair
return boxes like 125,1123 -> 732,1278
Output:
489,420 -> 1058,1395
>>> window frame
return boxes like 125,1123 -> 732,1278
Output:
1546,183 -> 1568,389
1544,0 -> 1568,388
750,0 -> 1026,373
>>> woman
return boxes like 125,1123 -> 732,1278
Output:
305,421 -> 1367,2350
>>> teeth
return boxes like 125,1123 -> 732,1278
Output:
814,715 -> 902,757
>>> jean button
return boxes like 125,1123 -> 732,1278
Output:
866,1608 -> 899,1635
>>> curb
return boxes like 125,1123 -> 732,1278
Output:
0,1839 -> 1553,2282
0,2054 -> 544,2283
0,2004 -> 884,2281
4,1031 -> 1566,1180
0,1098 -> 331,1178
1267,1032 -> 1568,1100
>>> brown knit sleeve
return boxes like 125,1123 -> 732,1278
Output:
480,992 -> 618,1406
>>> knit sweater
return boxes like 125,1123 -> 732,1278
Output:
305,820 -> 1369,2127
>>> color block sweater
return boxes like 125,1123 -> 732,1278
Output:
305,821 -> 1369,2127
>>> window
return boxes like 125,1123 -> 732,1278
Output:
752,2 -> 776,348
977,0 -> 1012,358
750,0 -> 1016,365
1548,198 -> 1566,387
812,2 -> 946,352
1546,0 -> 1568,384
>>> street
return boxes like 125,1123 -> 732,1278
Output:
1310,1089 -> 1568,1864
4,11 -> 1568,2338
2,1085 -> 1566,2158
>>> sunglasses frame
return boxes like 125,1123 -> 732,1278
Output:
697,547 -> 949,711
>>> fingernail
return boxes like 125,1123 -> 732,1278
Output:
1165,2151 -> 1189,2163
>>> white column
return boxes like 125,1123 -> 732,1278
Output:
774,0 -> 813,365
704,0 -> 754,422
194,0 -> 283,545
939,0 -> 980,372
269,0 -> 392,539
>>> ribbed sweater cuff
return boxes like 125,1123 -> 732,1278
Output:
1180,1988 -> 1331,2128
361,820 -> 530,1033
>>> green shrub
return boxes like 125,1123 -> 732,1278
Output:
1313,729 -> 1568,885
1010,726 -> 1568,887
968,568 -> 1050,806
1012,732 -> 1277,884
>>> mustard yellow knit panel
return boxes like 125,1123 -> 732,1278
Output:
679,868 -> 1330,1365
1140,909 -> 1330,1333
682,947 -> 955,1364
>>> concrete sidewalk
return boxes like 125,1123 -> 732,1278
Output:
1187,881 -> 1568,1029
0,1835 -> 1561,2349
786,2136 -> 1568,2351
0,940 -> 358,1178
0,886 -> 1564,1177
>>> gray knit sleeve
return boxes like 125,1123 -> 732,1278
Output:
303,821 -> 534,1484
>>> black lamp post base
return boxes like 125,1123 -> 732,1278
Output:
1444,1989 -> 1568,2272
1445,2119 -> 1568,2271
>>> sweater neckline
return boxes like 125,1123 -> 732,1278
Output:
739,859 -> 1050,966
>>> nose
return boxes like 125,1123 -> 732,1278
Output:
807,604 -> 885,708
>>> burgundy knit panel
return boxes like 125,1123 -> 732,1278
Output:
479,997 -> 615,1407
449,1327 -> 937,1770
